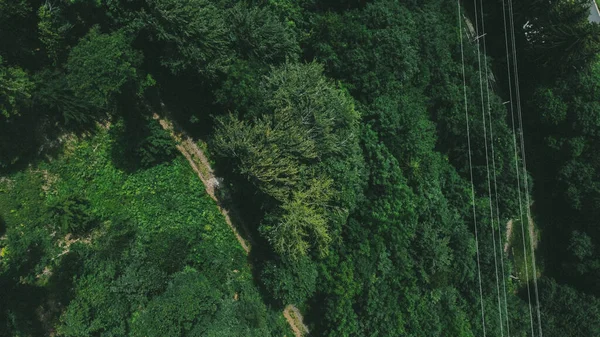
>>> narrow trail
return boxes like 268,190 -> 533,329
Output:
504,214 -> 537,254
504,219 -> 513,253
153,113 -> 307,335
284,305 -> 309,337
154,113 -> 251,253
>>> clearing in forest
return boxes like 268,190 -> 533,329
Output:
505,214 -> 540,284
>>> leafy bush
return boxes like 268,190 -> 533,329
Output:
261,256 -> 317,305
213,62 -> 365,258
0,56 -> 33,118
136,117 -> 177,168
48,195 -> 97,235
111,116 -> 177,171
66,27 -> 142,112
1,127 -> 287,336
130,267 -> 219,337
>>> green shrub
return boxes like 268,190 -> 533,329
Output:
261,256 -> 317,305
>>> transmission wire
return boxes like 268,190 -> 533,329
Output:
458,2 -> 487,335
483,0 -> 513,334
506,0 -> 544,334
475,0 -> 509,334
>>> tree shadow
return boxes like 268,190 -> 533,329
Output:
46,249 -> 84,306
109,107 -> 177,173
0,215 -> 5,237
154,72 -> 219,139
0,283 -> 48,336
0,105 -> 102,176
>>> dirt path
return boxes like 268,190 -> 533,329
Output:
504,214 -> 538,254
153,113 -> 251,254
154,112 -> 309,335
528,215 -> 538,250
284,305 -> 309,337
504,219 -> 513,253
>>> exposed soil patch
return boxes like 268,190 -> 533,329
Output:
40,169 -> 59,193
34,233 -> 91,282
56,232 -> 91,258
284,305 -> 309,337
504,219 -> 513,253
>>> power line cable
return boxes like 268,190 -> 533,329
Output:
498,0 -> 527,334
457,2 -> 487,335
504,0 -> 537,335
485,2 -> 513,333
505,0 -> 544,334
472,0 -> 506,333
476,0 -> 509,334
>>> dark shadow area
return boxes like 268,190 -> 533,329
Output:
209,157 -> 287,308
109,106 -> 177,173
0,215 -> 5,237
0,2 -> 42,72
304,0 -> 370,12
155,71 -> 220,139
0,103 -> 104,176
94,217 -> 137,262
0,114 -> 58,175
132,19 -> 219,140
46,250 -> 84,306
304,291 -> 329,333
0,283 -> 48,337
211,158 -> 268,244
0,241 -> 51,336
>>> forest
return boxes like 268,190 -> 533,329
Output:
0,0 -> 599,336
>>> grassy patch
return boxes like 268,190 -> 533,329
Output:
508,216 -> 541,285
197,139 -> 216,167
0,126 -> 289,336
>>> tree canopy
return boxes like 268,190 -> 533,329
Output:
0,0 -> 598,336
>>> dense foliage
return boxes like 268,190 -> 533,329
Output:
484,0 -> 600,313
1,0 -> 598,336
213,61 -> 364,259
0,127 -> 288,336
